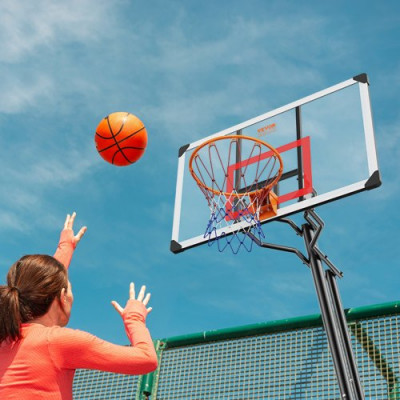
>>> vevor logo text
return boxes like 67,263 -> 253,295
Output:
257,123 -> 276,137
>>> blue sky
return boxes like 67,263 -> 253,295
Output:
0,0 -> 399,344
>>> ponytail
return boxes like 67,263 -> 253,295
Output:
0,255 -> 68,343
0,286 -> 22,342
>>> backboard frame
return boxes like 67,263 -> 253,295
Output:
171,73 -> 380,254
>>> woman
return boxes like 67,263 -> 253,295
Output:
0,213 -> 157,399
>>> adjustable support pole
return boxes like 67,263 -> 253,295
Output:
250,210 -> 365,399
303,223 -> 364,400
325,270 -> 365,399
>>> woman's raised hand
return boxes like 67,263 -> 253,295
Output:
63,212 -> 87,246
111,283 -> 152,316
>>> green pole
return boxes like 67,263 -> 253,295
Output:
137,340 -> 164,400
390,384 -> 400,400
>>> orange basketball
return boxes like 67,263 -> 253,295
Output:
95,112 -> 148,166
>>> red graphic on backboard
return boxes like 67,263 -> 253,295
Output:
225,136 -> 313,220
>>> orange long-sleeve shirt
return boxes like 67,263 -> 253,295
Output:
0,230 -> 157,399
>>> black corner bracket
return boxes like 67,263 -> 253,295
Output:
170,240 -> 183,254
365,170 -> 382,190
353,73 -> 369,85
178,144 -> 190,158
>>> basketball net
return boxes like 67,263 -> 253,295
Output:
189,135 -> 283,254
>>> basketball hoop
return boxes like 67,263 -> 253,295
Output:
189,135 -> 283,253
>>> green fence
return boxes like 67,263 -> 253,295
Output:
73,300 -> 400,399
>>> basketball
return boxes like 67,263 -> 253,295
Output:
94,112 -> 148,166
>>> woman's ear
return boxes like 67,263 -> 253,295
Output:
60,288 -> 66,303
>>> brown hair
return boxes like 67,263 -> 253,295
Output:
0,255 -> 68,343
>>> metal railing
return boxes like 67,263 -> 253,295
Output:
73,300 -> 400,400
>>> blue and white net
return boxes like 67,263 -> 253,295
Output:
203,190 -> 268,254
189,135 -> 283,254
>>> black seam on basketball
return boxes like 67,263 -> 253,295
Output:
97,126 -> 146,153
118,146 -> 145,150
106,113 -> 134,140
98,144 -> 145,153
112,126 -> 145,141
112,150 -> 119,165
105,116 -> 131,164
95,131 -> 117,140
111,148 -> 140,165
107,115 -> 126,138
98,143 -> 116,153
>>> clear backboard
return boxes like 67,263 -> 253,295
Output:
171,74 -> 380,254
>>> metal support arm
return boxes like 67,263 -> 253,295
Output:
247,231 -> 309,265
248,211 -> 342,276
250,209 -> 365,400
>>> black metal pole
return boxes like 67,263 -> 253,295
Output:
325,270 -> 365,399
295,106 -> 304,201
303,223 -> 355,398
250,210 -> 365,399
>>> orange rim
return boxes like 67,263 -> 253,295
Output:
189,135 -> 283,198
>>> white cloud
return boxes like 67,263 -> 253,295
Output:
0,141 -> 98,233
0,0 -> 114,63
0,210 -> 29,232
0,75 -> 54,113
2,140 -> 97,186
28,152 -> 97,186
137,14 -> 348,145
0,0 -> 118,114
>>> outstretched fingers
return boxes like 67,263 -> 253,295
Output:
111,301 -> 123,316
143,292 -> 151,306
64,214 -> 71,230
144,292 -> 152,313
129,282 -> 135,300
112,282 -> 153,316
74,226 -> 87,243
137,285 -> 146,302
64,212 -> 76,230
63,211 -> 87,244
139,286 -> 152,313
